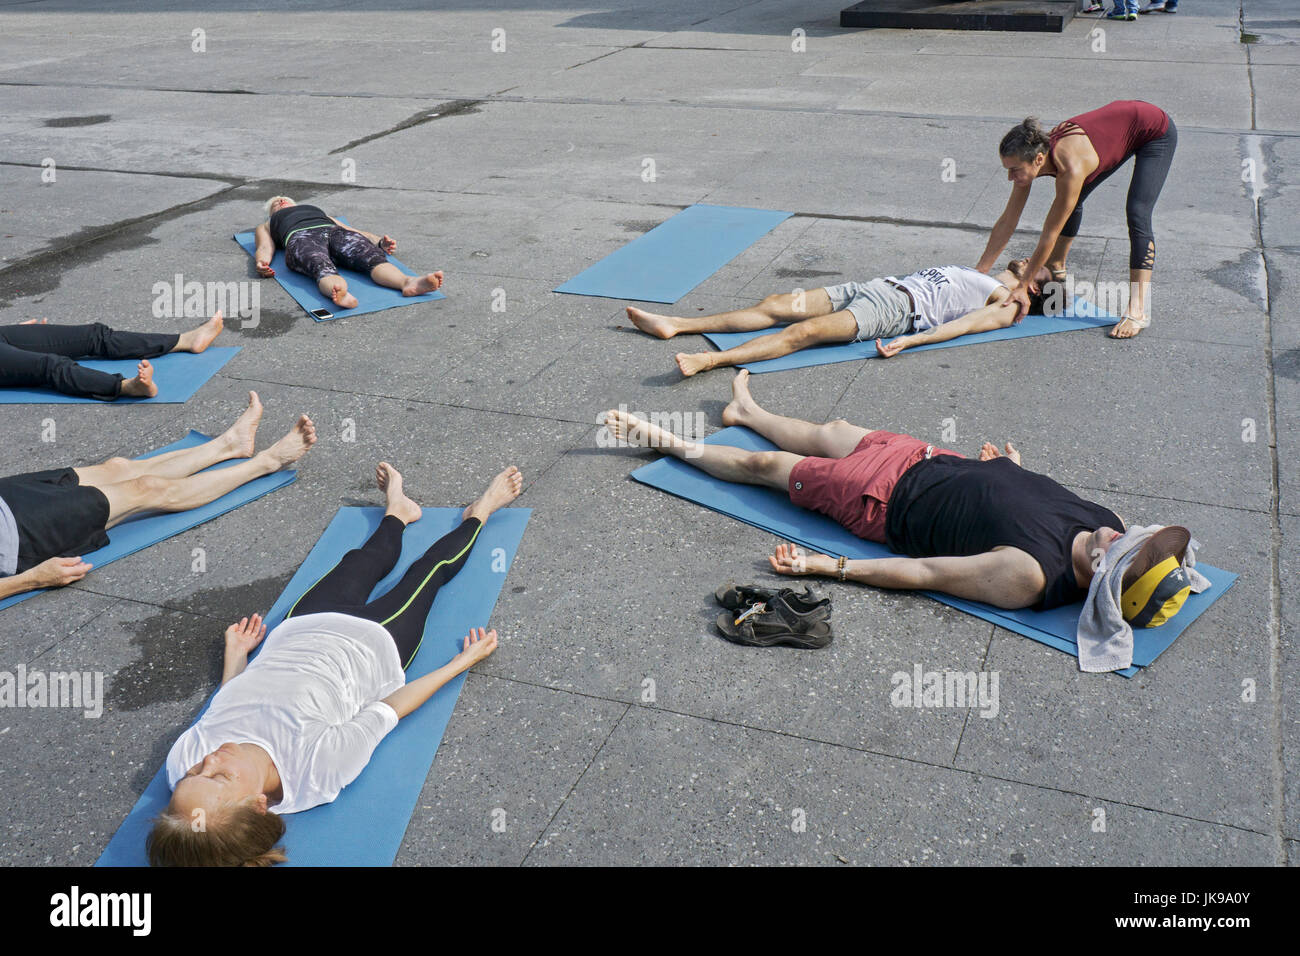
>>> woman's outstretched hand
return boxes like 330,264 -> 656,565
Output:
225,614 -> 268,656
455,627 -> 498,667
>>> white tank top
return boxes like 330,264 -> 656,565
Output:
891,266 -> 1005,332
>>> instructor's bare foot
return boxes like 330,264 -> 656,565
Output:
463,465 -> 523,522
602,407 -> 687,454
403,271 -> 444,296
120,360 -> 159,398
675,352 -> 714,377
260,414 -> 317,470
179,311 -> 224,353
721,369 -> 759,427
377,462 -> 422,524
627,307 -> 679,339
221,391 -> 264,457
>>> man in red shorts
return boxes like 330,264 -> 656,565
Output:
602,371 -> 1135,611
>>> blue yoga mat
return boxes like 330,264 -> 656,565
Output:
234,223 -> 444,320
0,430 -> 297,612
555,204 -> 793,304
629,427 -> 1236,677
703,298 -> 1117,373
0,347 -> 239,404
97,505 -> 530,867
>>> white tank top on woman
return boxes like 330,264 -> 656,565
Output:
891,266 -> 1005,332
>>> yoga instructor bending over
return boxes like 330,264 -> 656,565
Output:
979,100 -> 1176,339
148,462 -> 523,867
604,372 -> 1142,611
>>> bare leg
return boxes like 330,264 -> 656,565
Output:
98,415 -> 316,527
721,369 -> 871,459
318,274 -> 358,310
74,392 -> 265,486
1046,234 -> 1076,276
172,311 -> 225,353
1110,265 -> 1153,338
628,289 -> 834,340
602,406 -> 800,491
676,310 -> 857,377
370,262 -> 443,296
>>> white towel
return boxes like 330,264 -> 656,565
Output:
1076,524 -> 1210,673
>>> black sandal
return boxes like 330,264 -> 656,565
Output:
714,597 -> 833,649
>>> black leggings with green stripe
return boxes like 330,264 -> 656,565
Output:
287,515 -> 482,668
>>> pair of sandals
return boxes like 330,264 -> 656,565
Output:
713,582 -> 833,649
1047,267 -> 1149,340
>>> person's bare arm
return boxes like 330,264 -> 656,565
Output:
877,296 -> 1019,357
769,543 -> 1046,609
222,614 -> 267,685
1016,173 -> 1083,295
253,223 -> 276,276
976,184 -> 1031,273
0,556 -> 91,600
382,628 -> 497,719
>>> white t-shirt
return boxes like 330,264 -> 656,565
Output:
165,612 -> 405,814
892,266 -> 1005,332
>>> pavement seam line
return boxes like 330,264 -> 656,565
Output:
519,700 -> 633,865
466,671 -> 1274,840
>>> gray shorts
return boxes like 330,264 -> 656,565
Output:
823,279 -> 915,342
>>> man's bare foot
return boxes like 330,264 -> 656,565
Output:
259,414 -> 317,470
376,461 -> 422,524
979,441 -> 1021,466
119,360 -> 159,398
403,271 -> 444,296
328,285 -> 359,310
721,368 -> 759,427
627,306 -> 680,339
177,311 -> 224,353
463,465 -> 523,522
220,391 -> 264,458
601,407 -> 688,454
675,352 -> 715,377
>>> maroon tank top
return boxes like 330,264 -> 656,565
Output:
1049,100 -> 1170,186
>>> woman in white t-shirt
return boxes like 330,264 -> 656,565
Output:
147,461 -> 523,867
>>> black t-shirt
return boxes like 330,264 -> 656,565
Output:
884,456 -> 1123,609
269,204 -> 333,248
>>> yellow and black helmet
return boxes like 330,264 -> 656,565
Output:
1120,526 -> 1194,628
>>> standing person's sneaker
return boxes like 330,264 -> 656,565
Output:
1139,1 -> 1167,12
1106,0 -> 1137,19
715,594 -> 832,649
1082,2 -> 1104,11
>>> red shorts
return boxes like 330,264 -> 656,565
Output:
787,431 -> 964,542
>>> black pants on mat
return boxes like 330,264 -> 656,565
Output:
286,515 -> 483,668
0,322 -> 179,400
1059,119 -> 1178,271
